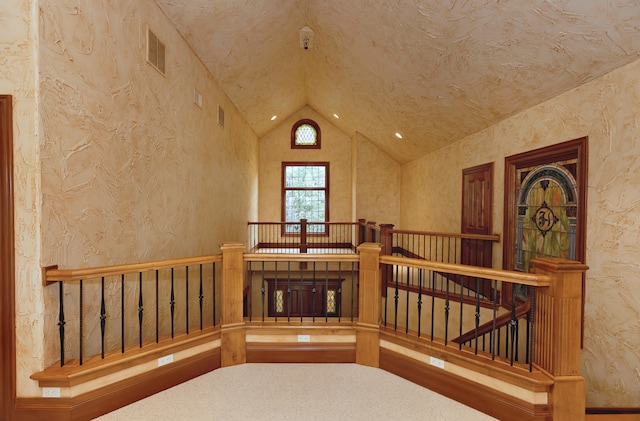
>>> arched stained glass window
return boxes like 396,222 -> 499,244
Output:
291,119 -> 321,149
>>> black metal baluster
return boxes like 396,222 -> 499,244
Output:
261,261 -> 265,322
417,268 -> 423,337
58,281 -> 65,367
405,265 -> 410,334
170,268 -> 175,338
529,286 -> 536,372
274,262 -> 279,322
199,265 -> 204,331
185,266 -> 190,334
138,272 -> 143,348
312,262 -> 317,322
212,263 -> 216,326
491,279 -> 498,361
300,263 -> 304,323
474,277 -> 481,355
100,277 -> 106,359
337,262 -> 342,322
509,286 -> 517,366
121,274 -> 125,353
458,273 -> 463,350
156,270 -> 159,343
79,279 -> 84,365
351,262 -> 355,322
431,269 -> 436,341
394,264 -> 399,331
287,261 -> 291,322
324,262 -> 329,322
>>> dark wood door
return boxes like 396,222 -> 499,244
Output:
461,163 -> 494,298
267,279 -> 342,318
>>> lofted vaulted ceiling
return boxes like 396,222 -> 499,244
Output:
155,0 -> 640,163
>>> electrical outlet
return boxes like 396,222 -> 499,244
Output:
42,387 -> 61,398
429,356 -> 445,369
297,334 -> 310,343
158,354 -> 174,367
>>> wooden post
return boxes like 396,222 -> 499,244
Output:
220,243 -> 246,367
300,219 -> 308,253
530,258 -> 588,421
356,242 -> 382,367
357,219 -> 366,245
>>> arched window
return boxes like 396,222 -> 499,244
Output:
291,119 -> 321,149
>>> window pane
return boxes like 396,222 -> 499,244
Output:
295,124 -> 317,145
285,165 -> 326,188
285,190 -> 325,222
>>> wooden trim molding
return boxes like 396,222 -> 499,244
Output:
0,95 -> 15,420
14,348 -> 221,421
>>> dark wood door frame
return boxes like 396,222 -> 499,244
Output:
1,95 -> 16,419
503,137 -> 588,328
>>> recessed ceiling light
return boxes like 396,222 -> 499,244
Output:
395,132 -> 403,139
270,115 -> 277,121
333,113 -> 340,119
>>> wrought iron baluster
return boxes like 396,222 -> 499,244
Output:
405,265 -> 410,334
121,274 -> 125,353
261,261 -> 265,322
170,268 -> 175,338
457,273 -> 463,350
393,263 -> 399,331
212,263 -> 216,326
156,270 -> 159,343
58,281 -> 65,367
185,266 -> 189,334
199,265 -> 203,331
474,277 -> 481,355
312,262 -> 317,322
529,286 -> 536,372
100,277 -> 106,359
417,268 -> 423,337
274,262 -> 279,322
491,279 -> 498,361
431,269 -> 436,341
287,262 -> 291,322
138,272 -> 143,348
509,286 -> 517,366
79,279 -> 83,365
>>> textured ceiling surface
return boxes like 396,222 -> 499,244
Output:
155,0 -> 640,163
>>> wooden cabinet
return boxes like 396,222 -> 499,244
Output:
266,278 -> 344,318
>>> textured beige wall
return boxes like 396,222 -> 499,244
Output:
401,58 -> 640,407
4,0 -> 258,397
0,0 -> 46,400
259,106 -> 352,222
354,132 -> 400,227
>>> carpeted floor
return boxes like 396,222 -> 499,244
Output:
94,363 -> 498,420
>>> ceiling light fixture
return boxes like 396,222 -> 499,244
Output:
299,26 -> 314,50
395,132 -> 403,139
271,115 -> 277,121
333,113 -> 340,119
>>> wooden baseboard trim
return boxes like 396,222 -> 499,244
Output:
246,342 -> 356,363
14,348 -> 221,421
380,347 -> 551,421
586,408 -> 640,414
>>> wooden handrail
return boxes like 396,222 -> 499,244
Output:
389,228 -> 500,242
380,255 -> 550,287
45,254 -> 223,282
244,253 -> 359,263
453,300 -> 531,344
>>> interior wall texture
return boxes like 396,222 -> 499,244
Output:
400,57 -> 640,407
0,0 -> 45,400
353,132 -> 401,228
259,106 -> 353,223
4,0 -> 259,397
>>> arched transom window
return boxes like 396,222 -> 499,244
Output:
291,119 -> 321,149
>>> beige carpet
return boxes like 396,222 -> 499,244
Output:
94,363 -> 497,420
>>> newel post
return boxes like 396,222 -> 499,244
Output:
220,243 -> 247,367
530,258 -> 588,421
356,242 -> 382,367
379,224 -> 394,298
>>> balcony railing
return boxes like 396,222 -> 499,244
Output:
33,231 -> 587,420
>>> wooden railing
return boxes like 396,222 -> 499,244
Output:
32,243 -> 587,420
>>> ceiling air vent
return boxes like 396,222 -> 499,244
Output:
217,105 -> 225,128
147,27 -> 166,76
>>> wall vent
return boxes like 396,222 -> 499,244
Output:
147,28 -> 166,76
217,104 -> 225,128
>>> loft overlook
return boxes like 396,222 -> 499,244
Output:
155,0 -> 640,163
